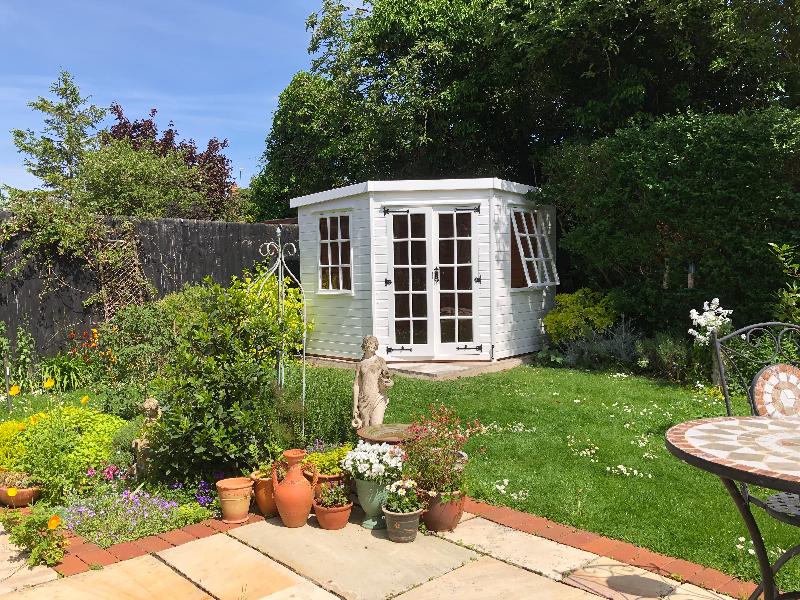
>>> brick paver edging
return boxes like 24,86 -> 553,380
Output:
463,497 -> 757,599
54,513 -> 266,576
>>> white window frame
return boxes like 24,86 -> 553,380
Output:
510,209 -> 559,289
317,213 -> 352,294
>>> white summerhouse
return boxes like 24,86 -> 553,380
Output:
290,178 -> 558,362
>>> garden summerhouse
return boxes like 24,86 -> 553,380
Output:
290,178 -> 558,362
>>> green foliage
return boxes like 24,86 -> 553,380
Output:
304,443 -> 353,476
110,416 -> 143,468
39,352 -> 95,392
0,504 -> 66,566
557,321 -> 641,370
769,243 -> 800,323
384,479 -> 425,514
10,327 -> 36,392
90,382 -> 147,420
541,109 -> 800,331
316,482 -> 350,508
635,333 -> 706,383
543,289 -> 617,344
0,421 -> 26,470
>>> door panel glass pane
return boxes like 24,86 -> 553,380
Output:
342,267 -> 351,290
329,217 -> 339,239
394,242 -> 408,265
412,320 -> 428,344
441,319 -> 455,343
395,294 -> 410,318
320,268 -> 330,289
439,240 -> 454,265
457,240 -> 470,263
339,216 -> 349,239
319,218 -> 329,240
440,293 -> 455,316
395,321 -> 410,344
412,294 -> 427,318
456,213 -> 471,237
330,268 -> 340,289
411,241 -> 426,265
410,214 -> 425,238
440,267 -> 454,290
394,268 -> 409,291
458,319 -> 473,342
458,293 -> 472,316
393,215 -> 408,239
411,268 -> 427,291
330,243 -> 340,265
439,213 -> 454,238
457,266 -> 471,290
320,243 -> 329,265
341,242 -> 350,265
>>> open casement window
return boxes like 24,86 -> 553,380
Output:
318,215 -> 351,291
510,209 -> 558,289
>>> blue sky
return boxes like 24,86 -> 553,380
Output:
0,0 -> 319,189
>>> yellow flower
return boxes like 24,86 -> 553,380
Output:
43,378 -> 55,390
8,385 -> 20,397
80,395 -> 89,406
47,515 -> 61,530
6,488 -> 17,497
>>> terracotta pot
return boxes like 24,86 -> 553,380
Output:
272,449 -> 317,528
422,492 -> 464,532
304,471 -> 346,499
383,506 -> 423,543
0,486 -> 41,508
250,470 -> 278,517
216,477 -> 254,524
313,500 -> 353,530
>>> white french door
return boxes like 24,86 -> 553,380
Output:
388,207 -> 477,358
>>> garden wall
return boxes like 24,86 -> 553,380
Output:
0,215 -> 299,353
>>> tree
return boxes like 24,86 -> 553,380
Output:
10,70 -> 105,193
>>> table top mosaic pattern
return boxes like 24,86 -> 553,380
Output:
752,363 -> 800,418
666,416 -> 800,490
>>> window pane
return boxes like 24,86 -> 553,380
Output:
341,241 -> 351,265
440,293 -> 455,316
440,266 -> 454,290
411,268 -> 427,291
456,212 -> 471,237
521,235 -> 532,258
523,212 -> 534,235
320,267 -> 330,290
458,293 -> 472,316
410,214 -> 425,238
526,259 -> 539,284
394,241 -> 408,265
439,240 -> 454,265
411,241 -> 426,265
330,267 -> 340,289
457,240 -> 470,264
395,294 -> 410,318
412,294 -> 427,318
510,223 -> 527,288
395,268 -> 409,291
330,242 -> 340,265
530,236 -> 541,259
395,320 -> 410,344
319,218 -> 329,240
441,319 -> 455,343
458,319 -> 473,342
320,242 -> 329,265
393,215 -> 408,239
412,320 -> 428,344
439,213 -> 454,238
457,266 -> 472,290
329,217 -> 339,239
513,211 -> 525,233
339,215 -> 349,239
342,267 -> 352,290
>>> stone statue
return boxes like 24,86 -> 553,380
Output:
132,397 -> 161,479
352,336 -> 393,429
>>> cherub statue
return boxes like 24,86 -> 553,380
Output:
352,336 -> 393,429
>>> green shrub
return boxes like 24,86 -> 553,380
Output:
769,243 -> 800,323
110,416 -> 143,468
560,320 -> 640,369
92,381 -> 147,420
635,333 -> 704,382
541,108 -> 800,332
39,352 -> 95,392
0,420 -> 27,470
303,443 -> 353,476
0,504 -> 66,566
543,288 -> 617,344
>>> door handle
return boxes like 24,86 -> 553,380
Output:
432,267 -> 440,283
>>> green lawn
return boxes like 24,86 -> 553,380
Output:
308,364 -> 800,588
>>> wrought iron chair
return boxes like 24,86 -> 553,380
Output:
713,322 -> 800,597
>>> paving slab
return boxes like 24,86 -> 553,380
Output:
1,555 -> 210,599
395,556 -> 598,600
159,533 -> 316,600
667,583 -> 734,600
564,557 -> 680,599
230,517 -> 478,600
439,516 -> 597,580
0,535 -> 57,594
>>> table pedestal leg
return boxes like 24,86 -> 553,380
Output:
720,477 -> 776,600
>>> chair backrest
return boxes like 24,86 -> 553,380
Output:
713,322 -> 800,417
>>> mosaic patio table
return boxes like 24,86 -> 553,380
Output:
666,416 -> 800,600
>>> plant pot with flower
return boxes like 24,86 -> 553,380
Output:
303,442 -> 353,499
342,441 -> 404,530
216,477 -> 254,524
313,482 -> 352,530
401,404 -> 481,532
0,471 -> 41,508
382,478 -> 425,543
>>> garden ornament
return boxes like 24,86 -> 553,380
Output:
132,397 -> 161,479
352,336 -> 393,429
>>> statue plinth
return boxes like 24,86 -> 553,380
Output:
356,423 -> 411,445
